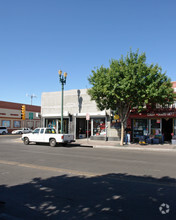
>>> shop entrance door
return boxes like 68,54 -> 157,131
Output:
76,118 -> 86,139
162,118 -> 173,142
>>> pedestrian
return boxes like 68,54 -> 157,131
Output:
125,127 -> 131,144
127,132 -> 131,144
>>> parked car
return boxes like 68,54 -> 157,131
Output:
22,127 -> 75,147
12,128 -> 32,135
0,126 -> 8,135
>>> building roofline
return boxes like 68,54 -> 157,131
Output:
0,100 -> 41,112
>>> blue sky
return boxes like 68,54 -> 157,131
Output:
0,0 -> 176,106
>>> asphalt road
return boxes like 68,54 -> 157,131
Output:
0,135 -> 176,220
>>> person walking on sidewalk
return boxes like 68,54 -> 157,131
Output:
125,127 -> 131,144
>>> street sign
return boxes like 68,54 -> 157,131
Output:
86,113 -> 90,120
114,114 -> 119,120
29,112 -> 33,120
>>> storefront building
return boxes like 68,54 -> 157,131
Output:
41,82 -> 176,142
129,110 -> 176,143
41,89 -> 120,140
129,81 -> 176,143
0,101 -> 41,133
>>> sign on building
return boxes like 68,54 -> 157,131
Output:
29,112 -> 33,120
86,113 -> 90,120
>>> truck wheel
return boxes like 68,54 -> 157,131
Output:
49,138 -> 56,147
24,137 -> 29,145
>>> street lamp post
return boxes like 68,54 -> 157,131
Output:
58,70 -> 67,134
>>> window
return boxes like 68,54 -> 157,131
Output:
33,129 -> 40,134
40,129 -> 44,134
151,119 -> 161,135
110,110 -> 121,129
14,121 -> 21,128
58,119 -> 68,134
0,127 -> 6,130
2,120 -> 10,128
93,118 -> 106,136
133,119 -> 148,138
46,119 -> 56,129
45,118 -> 69,134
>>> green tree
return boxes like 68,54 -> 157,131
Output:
88,50 -> 174,145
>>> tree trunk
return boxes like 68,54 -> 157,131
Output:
119,103 -> 130,146
120,122 -> 124,146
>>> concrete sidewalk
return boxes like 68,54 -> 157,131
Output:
75,138 -> 176,152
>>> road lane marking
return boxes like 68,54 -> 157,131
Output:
0,160 -> 176,188
16,149 -> 157,165
0,159 -> 176,187
14,138 -> 22,143
0,159 -> 96,177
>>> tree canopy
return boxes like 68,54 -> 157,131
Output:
88,50 -> 174,145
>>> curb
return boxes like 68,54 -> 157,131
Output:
14,138 -> 176,152
92,145 -> 176,152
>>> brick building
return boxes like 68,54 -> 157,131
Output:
0,101 -> 41,133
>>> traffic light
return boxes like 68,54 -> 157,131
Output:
21,105 -> 26,120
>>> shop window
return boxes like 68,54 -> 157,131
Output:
151,119 -> 161,135
14,121 -> 21,128
46,119 -> 56,129
133,119 -> 148,139
58,119 -> 68,134
93,118 -> 106,136
45,128 -> 56,134
2,120 -> 10,128
45,119 -> 68,134
110,110 -> 121,129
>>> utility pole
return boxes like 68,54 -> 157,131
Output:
26,94 -> 37,105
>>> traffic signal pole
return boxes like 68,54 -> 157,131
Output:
21,105 -> 26,127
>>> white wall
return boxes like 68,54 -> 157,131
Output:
41,89 -> 103,117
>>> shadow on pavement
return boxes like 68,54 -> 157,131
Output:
0,173 -> 176,220
61,143 -> 93,148
28,142 -> 93,149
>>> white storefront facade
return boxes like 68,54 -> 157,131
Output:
41,89 -> 120,140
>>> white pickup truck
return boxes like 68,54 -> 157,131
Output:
22,127 -> 74,147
